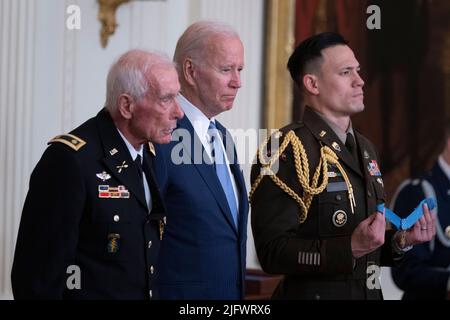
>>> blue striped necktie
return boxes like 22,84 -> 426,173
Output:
208,121 -> 239,227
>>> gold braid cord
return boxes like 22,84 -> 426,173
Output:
249,130 -> 356,224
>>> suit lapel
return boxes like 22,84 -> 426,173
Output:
303,107 -> 363,177
95,109 -> 148,210
174,116 -> 238,234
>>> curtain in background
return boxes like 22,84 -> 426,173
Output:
292,0 -> 449,199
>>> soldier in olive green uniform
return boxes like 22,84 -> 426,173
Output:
250,32 -> 436,300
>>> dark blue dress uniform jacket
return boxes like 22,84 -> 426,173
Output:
251,107 -> 398,300
391,163 -> 450,299
11,108 -> 166,299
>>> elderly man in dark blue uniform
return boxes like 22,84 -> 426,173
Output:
11,50 -> 184,299
391,125 -> 450,299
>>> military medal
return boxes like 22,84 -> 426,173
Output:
367,160 -> 381,176
98,185 -> 130,198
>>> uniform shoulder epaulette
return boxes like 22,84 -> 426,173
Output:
48,133 -> 86,151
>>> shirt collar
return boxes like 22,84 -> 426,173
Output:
116,129 -> 143,162
313,109 -> 354,144
178,94 -> 215,141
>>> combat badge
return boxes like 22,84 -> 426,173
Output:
332,210 -> 347,227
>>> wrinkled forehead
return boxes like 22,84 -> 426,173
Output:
147,63 -> 179,90
203,34 -> 244,62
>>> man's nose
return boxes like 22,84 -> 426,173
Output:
229,70 -> 241,89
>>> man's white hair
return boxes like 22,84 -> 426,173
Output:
105,49 -> 174,113
173,20 -> 239,72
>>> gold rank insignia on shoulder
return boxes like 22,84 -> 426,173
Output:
148,142 -> 156,156
48,134 -> 86,151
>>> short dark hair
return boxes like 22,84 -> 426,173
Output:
287,32 -> 349,86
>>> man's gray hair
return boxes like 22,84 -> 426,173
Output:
105,49 -> 174,113
173,21 -> 239,71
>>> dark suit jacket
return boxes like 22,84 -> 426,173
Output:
11,108 -> 166,299
251,107 -> 396,300
391,163 -> 450,299
153,115 -> 249,299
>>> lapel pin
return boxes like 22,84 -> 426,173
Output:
148,142 -> 156,156
116,161 -> 128,173
96,171 -> 111,182
110,148 -> 118,156
332,142 -> 341,152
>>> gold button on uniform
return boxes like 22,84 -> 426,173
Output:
113,215 -> 120,222
150,266 -> 154,274
148,241 -> 152,248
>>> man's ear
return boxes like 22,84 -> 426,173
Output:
303,74 -> 319,95
183,58 -> 197,86
117,94 -> 134,120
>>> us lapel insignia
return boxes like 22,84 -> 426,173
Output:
319,130 -> 327,137
96,171 -> 111,182
116,160 -> 128,173
107,233 -> 120,253
109,148 -> 118,156
332,142 -> 341,152
363,150 -> 370,159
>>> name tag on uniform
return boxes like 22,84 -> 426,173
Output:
326,182 -> 348,192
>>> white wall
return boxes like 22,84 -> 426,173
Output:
0,0 -> 264,299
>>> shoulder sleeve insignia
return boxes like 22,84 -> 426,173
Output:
48,134 -> 86,151
148,142 -> 156,156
